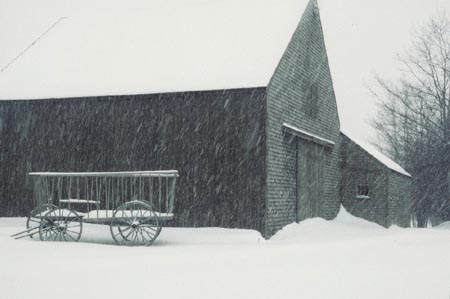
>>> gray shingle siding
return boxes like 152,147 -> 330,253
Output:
341,134 -> 412,227
340,134 -> 389,226
264,0 -> 341,237
387,173 -> 411,227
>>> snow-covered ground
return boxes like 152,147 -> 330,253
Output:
1,207 -> 449,299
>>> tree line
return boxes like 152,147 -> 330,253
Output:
371,14 -> 450,226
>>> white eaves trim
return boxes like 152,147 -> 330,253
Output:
282,123 -> 335,148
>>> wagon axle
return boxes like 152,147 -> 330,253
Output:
56,223 -> 68,232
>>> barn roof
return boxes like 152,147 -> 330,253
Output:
0,0 -> 313,100
341,131 -> 412,177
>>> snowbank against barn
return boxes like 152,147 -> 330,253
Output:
271,205 -> 385,243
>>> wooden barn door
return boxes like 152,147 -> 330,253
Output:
297,140 -> 324,221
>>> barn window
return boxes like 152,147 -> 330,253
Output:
305,82 -> 319,118
356,185 -> 370,199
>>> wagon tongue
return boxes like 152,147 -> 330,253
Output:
10,226 -> 40,239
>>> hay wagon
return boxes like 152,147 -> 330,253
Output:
12,170 -> 179,246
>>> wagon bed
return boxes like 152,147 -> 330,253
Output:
34,209 -> 174,223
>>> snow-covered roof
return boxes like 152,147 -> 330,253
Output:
0,0 -> 311,100
341,131 -> 411,177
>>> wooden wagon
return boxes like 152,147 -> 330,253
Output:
12,170 -> 179,246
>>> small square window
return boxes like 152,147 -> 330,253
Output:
357,185 -> 370,199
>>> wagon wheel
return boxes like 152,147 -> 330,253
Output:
39,208 -> 83,242
26,203 -> 59,238
117,200 -> 162,240
116,225 -> 162,241
110,200 -> 161,246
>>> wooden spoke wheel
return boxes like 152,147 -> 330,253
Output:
26,204 -> 58,238
39,208 -> 82,242
110,200 -> 161,246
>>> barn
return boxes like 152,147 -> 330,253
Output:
0,0 -> 411,237
340,132 -> 412,227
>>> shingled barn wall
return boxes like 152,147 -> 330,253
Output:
340,134 -> 389,226
264,0 -> 341,237
387,173 -> 412,227
340,134 -> 412,227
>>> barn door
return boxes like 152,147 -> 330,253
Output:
297,140 -> 324,221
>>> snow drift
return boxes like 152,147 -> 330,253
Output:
270,205 -> 385,244
1,204 -> 449,299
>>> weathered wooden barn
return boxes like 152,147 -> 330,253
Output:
341,133 -> 412,227
0,0 -> 411,237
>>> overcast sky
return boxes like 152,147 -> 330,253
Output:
319,0 -> 450,143
0,0 -> 449,144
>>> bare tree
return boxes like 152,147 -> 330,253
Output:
371,14 -> 450,226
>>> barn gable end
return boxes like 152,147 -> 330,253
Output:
265,0 -> 341,236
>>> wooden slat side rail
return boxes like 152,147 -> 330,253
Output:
59,199 -> 100,204
29,170 -> 179,177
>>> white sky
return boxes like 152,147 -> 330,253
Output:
319,0 -> 450,142
0,0 -> 449,142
